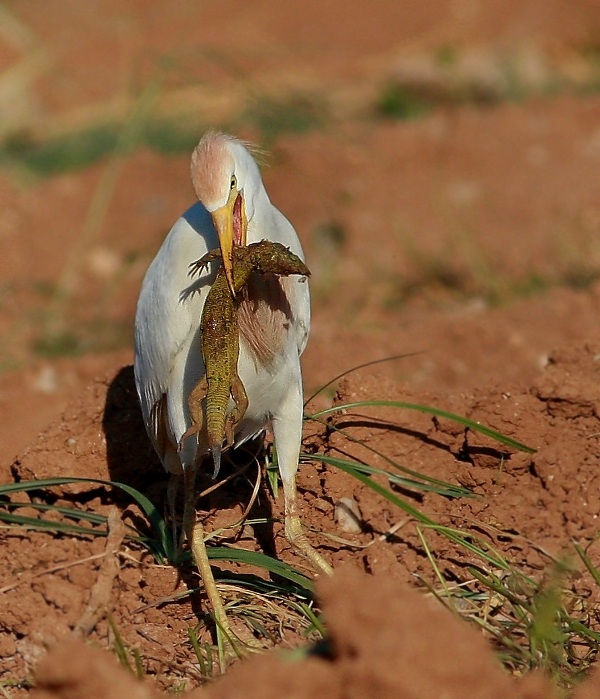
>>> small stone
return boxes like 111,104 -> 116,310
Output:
334,497 -> 363,533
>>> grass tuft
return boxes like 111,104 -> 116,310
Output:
107,614 -> 145,680
307,399 -> 535,453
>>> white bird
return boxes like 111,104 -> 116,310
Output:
134,132 -> 332,642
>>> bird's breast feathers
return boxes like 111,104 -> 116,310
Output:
237,272 -> 299,368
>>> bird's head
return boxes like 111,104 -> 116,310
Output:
191,132 -> 263,294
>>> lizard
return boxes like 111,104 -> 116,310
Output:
181,240 -> 310,478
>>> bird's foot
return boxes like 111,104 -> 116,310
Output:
285,514 -> 333,577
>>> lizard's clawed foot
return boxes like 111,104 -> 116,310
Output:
188,248 -> 222,277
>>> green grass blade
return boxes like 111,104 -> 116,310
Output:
266,445 -> 280,498
0,511 -> 108,537
328,457 -> 437,525
424,524 -> 509,570
4,500 -> 108,524
0,476 -> 173,562
188,627 -> 210,676
0,477 -> 87,494
566,619 -> 600,644
303,352 -> 422,406
107,614 -> 134,674
416,526 -> 452,601
132,648 -> 144,680
328,458 -> 509,569
296,602 -> 326,637
307,452 -> 471,498
468,566 -> 533,609
573,542 -> 600,587
305,413 -> 473,497
214,575 -> 314,602
0,477 -> 315,583
0,501 -> 167,561
207,547 -> 313,592
308,400 -> 536,453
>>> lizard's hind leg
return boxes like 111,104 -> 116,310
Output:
179,375 -> 209,447
225,375 -> 249,446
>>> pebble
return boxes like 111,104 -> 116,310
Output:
334,497 -> 363,533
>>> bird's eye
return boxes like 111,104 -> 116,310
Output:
230,175 -> 237,190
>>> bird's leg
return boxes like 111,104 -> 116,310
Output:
166,472 -> 182,555
182,463 -> 234,649
282,475 -> 333,576
272,384 -> 333,577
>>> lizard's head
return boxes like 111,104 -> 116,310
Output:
191,132 -> 264,295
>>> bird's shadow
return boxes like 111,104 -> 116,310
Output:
179,263 -> 216,303
102,365 -> 166,501
101,365 -> 277,564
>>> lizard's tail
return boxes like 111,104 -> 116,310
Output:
210,443 -> 222,480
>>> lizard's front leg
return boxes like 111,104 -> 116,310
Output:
188,248 -> 222,277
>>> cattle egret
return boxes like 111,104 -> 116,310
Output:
134,132 -> 332,643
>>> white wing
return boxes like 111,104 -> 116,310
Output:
134,203 -> 217,469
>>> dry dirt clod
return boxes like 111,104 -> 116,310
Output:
73,507 -> 125,638
32,638 -> 159,699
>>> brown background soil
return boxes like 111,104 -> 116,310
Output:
2,1 -> 600,696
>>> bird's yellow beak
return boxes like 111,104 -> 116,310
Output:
210,189 -> 247,296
